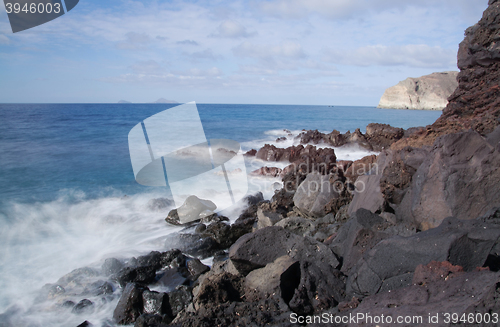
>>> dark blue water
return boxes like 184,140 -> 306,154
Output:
0,103 -> 441,204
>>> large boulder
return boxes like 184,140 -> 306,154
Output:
399,130 -> 500,230
346,217 -> 500,298
166,195 -> 217,225
228,226 -> 345,314
339,269 -> 500,327
113,283 -> 147,325
365,123 -> 405,151
293,172 -> 342,218
329,209 -> 391,274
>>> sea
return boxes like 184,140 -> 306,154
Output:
0,103 -> 441,326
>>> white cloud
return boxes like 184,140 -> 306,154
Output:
257,0 -> 488,21
210,20 -> 256,38
324,44 -> 457,68
233,41 -> 306,59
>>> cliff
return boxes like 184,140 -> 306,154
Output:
377,71 -> 458,110
392,0 -> 500,149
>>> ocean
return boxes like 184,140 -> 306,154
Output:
0,103 -> 441,326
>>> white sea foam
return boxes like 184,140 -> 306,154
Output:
0,128 -> 377,326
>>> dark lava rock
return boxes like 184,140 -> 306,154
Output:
56,267 -> 100,289
113,283 -> 147,325
156,268 -> 188,291
164,233 -> 219,259
194,272 -> 243,307
229,226 -> 344,314
83,280 -> 114,296
244,149 -> 257,156
72,299 -> 94,314
168,285 -> 193,317
399,130 -> 500,230
329,208 -> 390,274
346,216 -> 500,298
115,265 -> 157,287
147,198 -> 174,212
186,259 -> 210,278
76,321 -> 93,327
229,226 -> 339,275
165,209 -> 182,225
142,290 -> 169,316
340,269 -> 500,327
102,258 -> 124,277
134,313 -> 171,327
365,123 -> 404,151
250,166 -> 283,177
174,298 -> 296,327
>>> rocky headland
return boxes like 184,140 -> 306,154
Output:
7,2 -> 500,326
377,71 -> 459,110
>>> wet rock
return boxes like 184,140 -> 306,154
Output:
167,195 -> 217,225
142,290 -> 169,316
113,283 -> 147,325
147,198 -> 174,212
38,284 -> 66,301
56,267 -> 100,289
164,233 -> 219,259
399,130 -> 500,230
165,209 -> 181,225
72,299 -> 94,314
186,259 -> 210,278
298,129 -> 328,145
156,268 -> 188,291
244,149 -> 257,157
293,172 -> 342,218
168,285 -> 193,317
346,216 -> 500,298
76,321 -> 93,327
276,136 -> 287,143
83,280 -> 114,296
115,266 -> 157,287
244,192 -> 264,206
102,258 -> 124,277
201,221 -> 234,249
250,166 -> 283,177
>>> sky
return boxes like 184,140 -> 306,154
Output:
0,0 -> 490,105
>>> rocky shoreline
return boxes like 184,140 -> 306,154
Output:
2,2 -> 500,326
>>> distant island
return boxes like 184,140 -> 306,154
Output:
118,100 -> 132,104
378,71 -> 458,110
153,98 -> 178,104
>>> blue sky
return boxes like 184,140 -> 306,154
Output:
0,0 -> 489,105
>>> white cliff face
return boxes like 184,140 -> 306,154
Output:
377,71 -> 459,110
